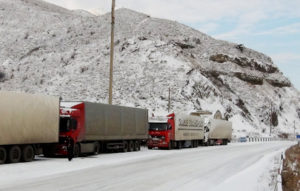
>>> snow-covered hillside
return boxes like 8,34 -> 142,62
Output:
0,0 -> 299,138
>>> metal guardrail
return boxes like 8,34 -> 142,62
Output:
231,137 -> 292,143
273,153 -> 284,191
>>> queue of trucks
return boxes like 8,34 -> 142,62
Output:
0,91 -> 232,164
147,111 -> 232,149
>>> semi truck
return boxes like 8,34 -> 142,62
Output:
148,112 -> 205,149
55,101 -> 148,156
0,91 -> 148,164
147,111 -> 233,149
0,91 -> 60,164
204,118 -> 232,145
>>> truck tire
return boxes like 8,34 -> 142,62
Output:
194,140 -> 198,148
191,141 -> 195,148
22,145 -> 34,162
147,146 -> 152,150
122,141 -> 128,152
177,141 -> 182,149
0,147 -> 7,164
134,141 -> 140,151
137,141 -> 141,151
128,141 -> 134,152
74,144 -> 80,157
94,142 -> 100,155
167,142 -> 172,150
8,146 -> 21,163
223,139 -> 228,145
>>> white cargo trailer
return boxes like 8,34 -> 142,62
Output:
0,91 -> 59,164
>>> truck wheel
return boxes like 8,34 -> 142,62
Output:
133,141 -> 137,151
74,144 -> 80,157
8,146 -> 21,163
122,141 -> 128,152
134,141 -> 140,151
194,140 -> 198,148
22,145 -> 34,162
147,146 -> 152,150
191,141 -> 195,148
168,142 -> 172,150
94,142 -> 100,155
128,141 -> 134,152
137,141 -> 141,151
223,139 -> 228,145
177,141 -> 182,149
0,147 -> 7,164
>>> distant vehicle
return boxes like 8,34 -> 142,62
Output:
147,111 -> 233,149
239,137 -> 247,142
148,112 -> 204,149
204,118 -> 233,145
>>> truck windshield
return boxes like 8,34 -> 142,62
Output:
60,117 -> 78,132
149,123 -> 168,131
60,117 -> 71,132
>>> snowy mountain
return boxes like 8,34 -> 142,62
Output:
0,0 -> 299,138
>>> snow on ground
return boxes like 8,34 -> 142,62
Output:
0,141 -> 294,191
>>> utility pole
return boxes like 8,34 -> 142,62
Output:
108,0 -> 115,104
269,101 -> 272,136
168,87 -> 171,113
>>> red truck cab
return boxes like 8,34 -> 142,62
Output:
147,114 -> 174,149
56,102 -> 85,156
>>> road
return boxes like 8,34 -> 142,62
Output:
0,141 -> 294,191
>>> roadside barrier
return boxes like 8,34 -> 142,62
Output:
273,153 -> 284,191
232,137 -> 290,143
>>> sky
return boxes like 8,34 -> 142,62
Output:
44,0 -> 300,90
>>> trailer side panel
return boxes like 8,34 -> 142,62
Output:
174,113 -> 204,141
0,91 -> 59,145
84,102 -> 148,140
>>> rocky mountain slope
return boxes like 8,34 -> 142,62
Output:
0,0 -> 299,138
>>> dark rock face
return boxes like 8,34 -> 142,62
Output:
209,53 -> 291,87
235,98 -> 251,118
234,73 -> 263,85
210,54 -> 279,73
174,42 -> 195,49
209,54 -> 229,63
266,79 -> 291,87
271,111 -> 278,127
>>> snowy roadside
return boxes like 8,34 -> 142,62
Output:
212,143 -> 293,191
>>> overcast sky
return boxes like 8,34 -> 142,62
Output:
44,0 -> 300,90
